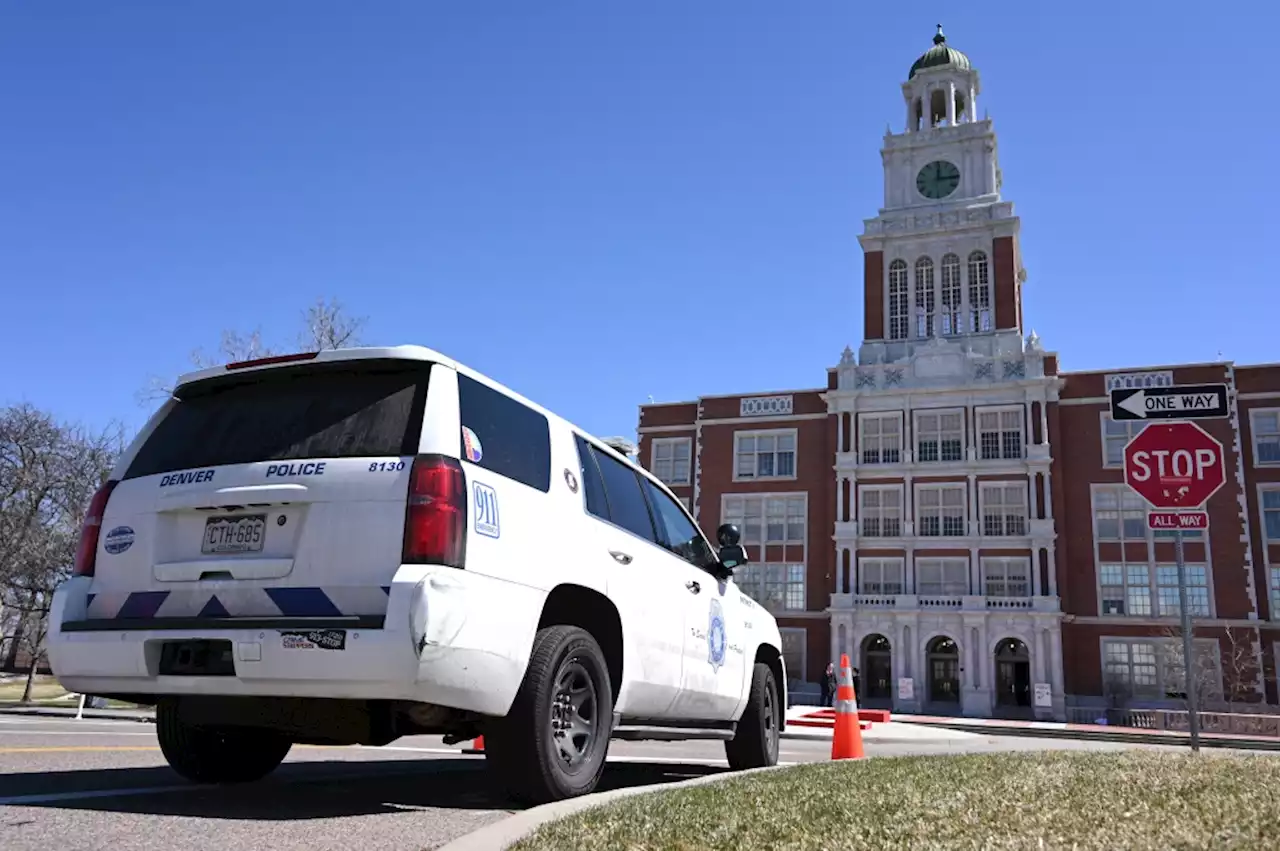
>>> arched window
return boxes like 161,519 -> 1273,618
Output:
887,259 -> 909,340
968,250 -> 991,332
940,253 -> 961,334
914,257 -> 935,337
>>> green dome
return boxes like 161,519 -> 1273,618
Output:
909,25 -> 971,79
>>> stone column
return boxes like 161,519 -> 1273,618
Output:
946,81 -> 957,125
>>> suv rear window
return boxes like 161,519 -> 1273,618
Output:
123,360 -> 432,480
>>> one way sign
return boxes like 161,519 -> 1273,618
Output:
1109,383 -> 1230,421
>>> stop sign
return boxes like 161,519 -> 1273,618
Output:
1123,422 -> 1226,509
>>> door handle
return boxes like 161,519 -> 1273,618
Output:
686,580 -> 701,594
609,550 -> 632,565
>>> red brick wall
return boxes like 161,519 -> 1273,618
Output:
863,251 -> 885,341
992,236 -> 1020,333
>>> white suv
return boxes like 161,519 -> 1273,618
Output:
47,346 -> 786,803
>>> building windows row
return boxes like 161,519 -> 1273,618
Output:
1102,637 -> 1220,701
857,407 -> 1025,465
722,493 -> 807,546
887,250 -> 992,341
856,556 -> 1031,598
649,427 -> 800,487
735,563 -> 806,612
1098,563 -> 1210,617
1092,485 -> 1203,541
858,483 -> 1028,538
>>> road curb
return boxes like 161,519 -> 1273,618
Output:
0,706 -> 155,723
435,762 -> 794,851
893,719 -> 1280,752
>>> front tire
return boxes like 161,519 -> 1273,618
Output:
484,625 -> 614,805
156,698 -> 292,784
725,662 -> 780,770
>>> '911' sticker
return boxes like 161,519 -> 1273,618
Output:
473,481 -> 500,538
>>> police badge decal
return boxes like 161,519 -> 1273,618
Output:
707,599 -> 727,673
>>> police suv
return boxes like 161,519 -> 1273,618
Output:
47,346 -> 786,804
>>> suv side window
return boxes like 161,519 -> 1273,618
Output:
573,435 -> 611,520
457,374 -> 551,492
641,477 -> 716,569
585,443 -> 659,544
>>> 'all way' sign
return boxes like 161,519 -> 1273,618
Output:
1109,383 -> 1229,422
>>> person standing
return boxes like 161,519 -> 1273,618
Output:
821,662 -> 837,706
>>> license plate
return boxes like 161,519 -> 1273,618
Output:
201,514 -> 266,555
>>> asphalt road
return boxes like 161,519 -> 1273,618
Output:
0,714 -> 1218,851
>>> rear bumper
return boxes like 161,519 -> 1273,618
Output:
46,566 -> 545,718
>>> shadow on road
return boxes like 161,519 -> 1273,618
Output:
1,756 -> 726,820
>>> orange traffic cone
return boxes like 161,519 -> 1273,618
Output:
463,735 -> 485,754
831,653 -> 865,760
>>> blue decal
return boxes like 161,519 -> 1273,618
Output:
707,598 -> 726,673
368,460 -> 406,472
198,595 -> 231,618
159,469 -> 215,487
473,481 -> 500,538
103,526 -> 135,555
266,462 -> 326,478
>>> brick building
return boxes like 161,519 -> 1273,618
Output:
636,27 -> 1280,721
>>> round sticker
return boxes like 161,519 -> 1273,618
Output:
103,526 -> 135,555
461,426 -> 484,463
564,468 -> 579,493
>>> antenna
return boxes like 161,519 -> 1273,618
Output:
648,394 -> 655,404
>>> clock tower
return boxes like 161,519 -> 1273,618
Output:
858,25 -> 1026,349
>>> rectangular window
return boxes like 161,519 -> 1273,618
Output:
982,483 -> 1027,536
125,360 -> 433,480
983,558 -> 1030,597
736,563 -> 806,612
1253,409 -> 1280,466
916,484 -> 967,537
1093,485 -> 1147,541
916,558 -> 968,596
859,413 -> 903,464
1101,414 -> 1142,468
976,407 -> 1024,460
458,374 -> 552,492
1263,489 -> 1280,541
915,409 -> 965,462
1102,640 -> 1160,698
722,494 -> 807,545
735,429 -> 797,480
1270,567 -> 1280,621
1155,565 -> 1211,617
859,558 -> 905,595
779,627 -> 807,684
649,437 -> 691,485
859,487 -> 902,538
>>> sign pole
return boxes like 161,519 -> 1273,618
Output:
1174,527 -> 1201,752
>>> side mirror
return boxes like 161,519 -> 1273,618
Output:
715,524 -> 747,572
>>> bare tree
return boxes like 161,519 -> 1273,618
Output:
136,298 -> 366,406
298,297 -> 366,351
0,407 -> 121,701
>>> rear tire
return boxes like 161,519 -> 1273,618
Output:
725,662 -> 780,771
484,625 -> 614,805
156,698 -> 293,784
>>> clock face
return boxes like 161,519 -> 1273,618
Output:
916,160 -> 960,199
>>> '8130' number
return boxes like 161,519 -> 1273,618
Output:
368,460 -> 407,472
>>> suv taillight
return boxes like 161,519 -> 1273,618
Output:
73,480 -> 118,577
402,455 -> 467,568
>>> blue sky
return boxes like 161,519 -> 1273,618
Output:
1,2 -> 1273,441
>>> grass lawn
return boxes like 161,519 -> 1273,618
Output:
0,674 -> 69,702
510,751 -> 1280,851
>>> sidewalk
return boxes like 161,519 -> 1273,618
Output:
894,713 -> 1280,751
783,704 -> 1280,752
0,702 -> 156,723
